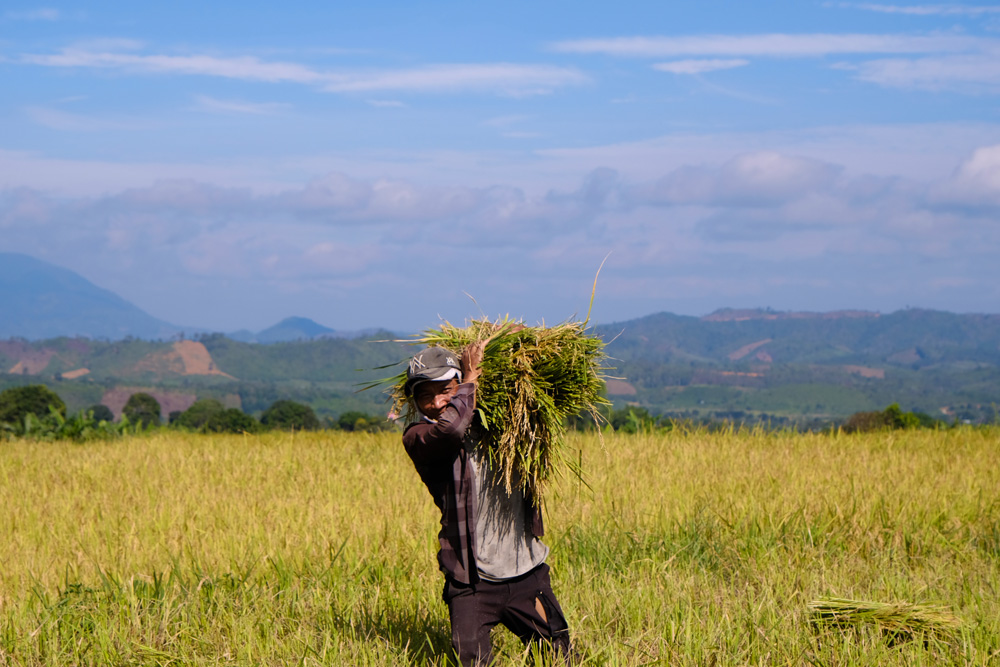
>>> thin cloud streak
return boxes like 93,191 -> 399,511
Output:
19,46 -> 588,95
192,96 -> 289,115
550,33 -> 991,57
830,3 -> 1000,16
321,64 -> 588,94
21,48 -> 326,83
654,59 -> 749,74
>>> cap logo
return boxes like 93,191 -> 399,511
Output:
408,349 -> 459,375
409,354 -> 428,373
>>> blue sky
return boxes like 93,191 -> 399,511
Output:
2,1 -> 1000,332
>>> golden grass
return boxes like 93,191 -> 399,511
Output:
1,426 -> 998,665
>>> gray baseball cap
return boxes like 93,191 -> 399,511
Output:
405,346 -> 462,395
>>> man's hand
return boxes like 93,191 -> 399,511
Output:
461,340 -> 486,386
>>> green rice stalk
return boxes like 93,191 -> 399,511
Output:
385,316 -> 608,504
808,597 -> 961,639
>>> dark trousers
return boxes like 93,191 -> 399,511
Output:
443,563 -> 571,667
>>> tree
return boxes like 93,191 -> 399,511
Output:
172,398 -> 225,430
86,404 -> 115,423
883,403 -> 920,430
337,410 -> 371,432
842,403 -> 927,433
0,385 -> 66,426
260,400 -> 320,431
203,409 -> 259,434
123,392 -> 161,427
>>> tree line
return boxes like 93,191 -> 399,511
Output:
0,385 -> 396,440
3,384 -> 987,442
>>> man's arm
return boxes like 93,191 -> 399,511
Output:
461,340 -> 485,389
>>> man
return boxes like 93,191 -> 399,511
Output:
402,344 -> 573,666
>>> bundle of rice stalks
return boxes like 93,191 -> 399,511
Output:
386,316 -> 608,503
808,597 -> 961,640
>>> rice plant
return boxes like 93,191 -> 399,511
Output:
386,316 -> 608,502
808,597 -> 962,640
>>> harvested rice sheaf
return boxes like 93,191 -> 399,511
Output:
389,317 -> 609,503
808,597 -> 961,640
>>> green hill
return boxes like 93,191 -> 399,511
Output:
2,308 -> 998,426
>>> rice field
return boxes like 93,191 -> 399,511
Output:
1,427 -> 998,665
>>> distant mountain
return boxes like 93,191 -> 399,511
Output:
0,252 -> 184,340
255,317 -> 335,343
596,307 -> 1000,368
225,317 -> 380,343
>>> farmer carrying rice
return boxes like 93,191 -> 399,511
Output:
402,341 -> 574,666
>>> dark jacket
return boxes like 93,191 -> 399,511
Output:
402,383 -> 543,585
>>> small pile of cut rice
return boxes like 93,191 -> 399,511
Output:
388,316 -> 608,503
808,597 -> 961,640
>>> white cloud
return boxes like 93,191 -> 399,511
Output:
849,54 -> 1000,91
653,59 -> 750,74
21,48 -> 325,83
550,33 -> 988,57
192,96 -> 289,115
321,64 -> 588,95
932,143 -> 1000,206
18,45 -> 588,95
632,151 -> 843,207
366,99 -> 406,108
831,3 -> 1000,16
4,144 -> 1000,326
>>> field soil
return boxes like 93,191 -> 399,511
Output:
133,340 -> 234,378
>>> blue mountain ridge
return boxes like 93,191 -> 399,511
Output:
0,252 -> 348,341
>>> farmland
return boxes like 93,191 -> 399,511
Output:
1,428 -> 999,665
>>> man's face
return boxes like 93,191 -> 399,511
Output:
414,378 -> 459,421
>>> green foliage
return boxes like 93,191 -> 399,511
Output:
260,399 -> 320,431
337,410 -> 373,432
203,408 -> 259,434
608,406 -> 658,434
842,403 -> 945,433
122,392 -> 161,427
883,403 -> 921,429
2,406 -> 138,441
8,308 -> 1000,430
332,409 -> 395,433
171,398 -> 225,430
0,384 -> 67,426
87,404 -> 115,423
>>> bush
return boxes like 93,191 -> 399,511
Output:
203,409 -> 259,434
337,410 -> 372,432
123,393 -> 161,427
172,398 -> 225,430
0,385 -> 67,427
842,403 -> 939,433
261,400 -> 320,431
